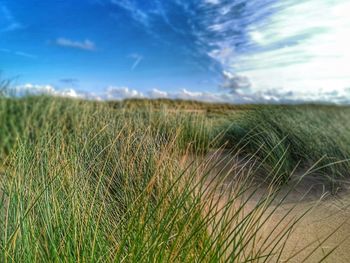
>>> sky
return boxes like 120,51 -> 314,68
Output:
1,0 -> 350,103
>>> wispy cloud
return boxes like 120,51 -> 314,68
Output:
203,0 -> 221,5
55,38 -> 96,51
199,0 -> 350,102
0,48 -> 37,59
110,0 -> 151,27
129,53 -> 143,70
104,0 -> 350,103
107,0 -> 190,36
0,5 -> 23,32
14,51 -> 37,59
0,48 -> 10,53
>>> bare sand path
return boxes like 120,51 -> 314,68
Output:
183,150 -> 350,262
257,195 -> 350,262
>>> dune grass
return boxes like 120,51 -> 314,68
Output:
222,105 -> 350,187
0,96 -> 346,262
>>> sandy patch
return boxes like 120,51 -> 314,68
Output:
182,150 -> 350,262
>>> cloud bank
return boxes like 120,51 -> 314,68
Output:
13,84 -> 85,99
199,0 -> 350,101
11,83 -> 350,104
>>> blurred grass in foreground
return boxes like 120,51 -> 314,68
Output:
0,95 -> 348,262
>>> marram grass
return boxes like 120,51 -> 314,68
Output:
0,96 -> 344,262
222,105 -> 350,188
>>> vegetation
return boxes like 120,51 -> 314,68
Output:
223,105 -> 350,187
0,94 -> 348,261
108,98 -> 255,113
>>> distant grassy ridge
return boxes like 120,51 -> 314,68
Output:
0,97 -> 217,157
1,96 -> 350,185
108,98 -> 256,113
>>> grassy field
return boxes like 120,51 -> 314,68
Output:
0,95 -> 349,262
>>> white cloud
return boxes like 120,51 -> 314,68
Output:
13,84 -> 147,101
145,87 -> 350,104
105,86 -> 144,100
13,84 -> 84,99
221,71 -> 251,92
208,44 -> 235,66
249,31 -> 265,45
55,38 -> 96,51
11,84 -> 251,103
12,83 -> 350,105
149,88 -> 250,104
148,88 -> 168,98
201,0 -> 350,103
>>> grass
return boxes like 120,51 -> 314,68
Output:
108,98 -> 255,113
222,105 -> 350,187
0,94 -> 348,261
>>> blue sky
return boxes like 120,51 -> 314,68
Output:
1,0 -> 350,103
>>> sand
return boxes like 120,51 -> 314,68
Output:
183,150 -> 350,262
